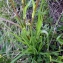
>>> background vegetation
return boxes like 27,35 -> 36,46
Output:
0,0 -> 63,63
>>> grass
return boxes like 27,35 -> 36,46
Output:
0,0 -> 63,63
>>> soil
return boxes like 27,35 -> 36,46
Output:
48,0 -> 63,24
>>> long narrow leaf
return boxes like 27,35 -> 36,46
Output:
11,50 -> 28,63
57,34 -> 63,44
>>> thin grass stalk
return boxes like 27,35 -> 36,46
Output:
54,12 -> 63,33
35,0 -> 40,10
10,0 -> 23,28
10,0 -> 20,19
0,17 -> 21,28
22,0 -> 26,26
31,0 -> 40,25
22,0 -> 25,8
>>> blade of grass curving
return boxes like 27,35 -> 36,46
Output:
41,30 -> 48,37
42,30 -> 49,51
57,34 -> 63,44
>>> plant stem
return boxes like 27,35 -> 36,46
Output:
0,17 -> 21,28
10,0 -> 23,27
31,0 -> 40,25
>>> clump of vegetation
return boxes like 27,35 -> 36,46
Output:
0,0 -> 63,63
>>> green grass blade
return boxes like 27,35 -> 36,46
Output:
36,1 -> 43,35
11,50 -> 28,63
57,34 -> 63,44
23,0 -> 32,19
32,0 -> 35,18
